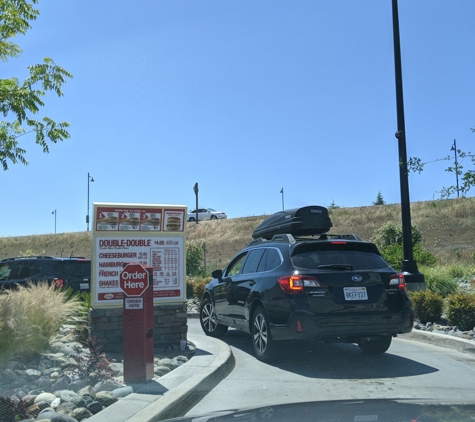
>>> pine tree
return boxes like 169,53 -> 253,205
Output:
373,191 -> 386,206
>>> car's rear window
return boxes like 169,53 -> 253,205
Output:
291,242 -> 390,271
54,260 -> 91,278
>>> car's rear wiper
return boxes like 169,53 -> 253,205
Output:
317,264 -> 354,271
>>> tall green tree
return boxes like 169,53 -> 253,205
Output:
373,191 -> 386,205
0,0 -> 72,170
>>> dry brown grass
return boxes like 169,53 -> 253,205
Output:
0,232 -> 92,260
1,198 -> 474,268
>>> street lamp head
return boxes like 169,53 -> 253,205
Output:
91,177 -> 95,183
395,130 -> 404,139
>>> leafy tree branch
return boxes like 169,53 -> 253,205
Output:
0,0 -> 73,170
407,135 -> 475,198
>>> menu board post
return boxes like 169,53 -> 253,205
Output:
121,263 -> 154,384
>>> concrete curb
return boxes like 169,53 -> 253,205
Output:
87,333 -> 235,422
400,329 -> 475,356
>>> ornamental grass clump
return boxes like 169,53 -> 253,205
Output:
0,281 -> 81,366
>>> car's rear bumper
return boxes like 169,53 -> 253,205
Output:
270,307 -> 414,341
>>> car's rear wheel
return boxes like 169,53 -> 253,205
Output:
357,335 -> 392,354
200,297 -> 228,338
252,306 -> 275,362
188,217 -> 195,222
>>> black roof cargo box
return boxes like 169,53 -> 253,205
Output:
252,206 -> 333,240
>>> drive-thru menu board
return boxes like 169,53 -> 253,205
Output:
91,203 -> 186,308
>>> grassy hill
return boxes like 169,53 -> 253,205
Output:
1,198 -> 474,270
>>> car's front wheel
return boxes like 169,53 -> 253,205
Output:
200,297 -> 228,338
188,217 -> 196,222
210,215 -> 217,220
251,306 -> 275,362
357,335 -> 392,354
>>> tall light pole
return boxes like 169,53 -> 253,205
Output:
87,172 -> 94,231
391,0 -> 424,290
280,188 -> 284,210
450,139 -> 460,198
52,209 -> 57,234
193,182 -> 199,224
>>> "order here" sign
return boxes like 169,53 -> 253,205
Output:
120,263 -> 149,297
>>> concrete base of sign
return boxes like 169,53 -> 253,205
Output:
90,303 -> 187,353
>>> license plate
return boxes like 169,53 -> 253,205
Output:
80,283 -> 89,290
344,286 -> 368,300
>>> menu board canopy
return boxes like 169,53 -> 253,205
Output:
92,203 -> 187,308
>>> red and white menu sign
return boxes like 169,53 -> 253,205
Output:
95,206 -> 184,232
94,236 -> 183,304
92,203 -> 186,307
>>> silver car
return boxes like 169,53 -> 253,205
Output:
187,208 -> 227,222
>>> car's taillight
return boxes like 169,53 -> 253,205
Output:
389,273 -> 406,291
55,278 -> 64,288
278,275 -> 321,294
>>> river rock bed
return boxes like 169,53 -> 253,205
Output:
0,325 -> 194,422
413,319 -> 475,340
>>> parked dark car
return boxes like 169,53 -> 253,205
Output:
0,256 -> 91,293
199,206 -> 414,361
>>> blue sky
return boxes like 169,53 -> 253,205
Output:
2,0 -> 474,237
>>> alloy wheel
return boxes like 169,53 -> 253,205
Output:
253,313 -> 268,354
202,302 -> 218,332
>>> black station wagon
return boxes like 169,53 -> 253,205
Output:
199,206 -> 414,361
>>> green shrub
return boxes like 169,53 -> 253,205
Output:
380,244 -> 404,270
186,240 -> 204,277
413,245 -> 438,267
409,290 -> 444,324
194,277 -> 211,299
446,292 -> 475,331
379,242 -> 437,272
185,276 -> 210,299
373,222 -> 422,249
186,277 -> 195,298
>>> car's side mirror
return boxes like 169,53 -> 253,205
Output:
212,269 -> 223,279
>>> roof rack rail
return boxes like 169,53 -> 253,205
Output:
0,256 -> 55,262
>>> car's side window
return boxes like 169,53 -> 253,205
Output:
241,249 -> 266,274
225,253 -> 248,276
264,248 -> 282,271
0,263 -> 12,280
14,261 -> 41,279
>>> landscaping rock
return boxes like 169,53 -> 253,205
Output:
34,392 -> 57,405
70,406 -> 93,421
95,390 -> 118,407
